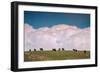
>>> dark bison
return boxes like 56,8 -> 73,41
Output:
62,48 -> 65,51
29,49 -> 31,52
34,49 -> 36,51
52,49 -> 56,51
73,49 -> 78,52
40,48 -> 43,51
84,50 -> 87,54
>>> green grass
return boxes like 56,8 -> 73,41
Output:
24,50 -> 90,62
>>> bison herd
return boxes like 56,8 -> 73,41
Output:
72,49 -> 87,54
28,48 -> 87,54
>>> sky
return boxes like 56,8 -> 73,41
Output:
24,11 -> 90,51
24,11 -> 90,29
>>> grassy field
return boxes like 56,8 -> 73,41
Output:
24,51 -> 90,62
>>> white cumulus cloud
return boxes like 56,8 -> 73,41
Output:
24,24 -> 90,51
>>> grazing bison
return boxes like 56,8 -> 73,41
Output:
73,49 -> 78,52
62,48 -> 65,51
34,49 -> 36,51
29,49 -> 31,52
40,48 -> 43,51
84,50 -> 87,54
52,49 -> 56,51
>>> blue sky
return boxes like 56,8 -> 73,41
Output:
24,11 -> 90,29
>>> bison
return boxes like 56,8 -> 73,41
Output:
40,48 -> 43,51
73,49 -> 78,52
84,50 -> 87,54
52,49 -> 56,51
62,48 -> 65,51
34,49 -> 36,51
29,49 -> 31,52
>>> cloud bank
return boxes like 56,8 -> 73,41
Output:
24,24 -> 90,51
